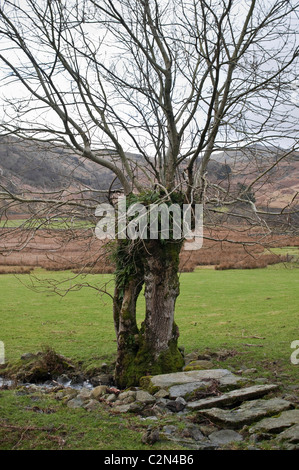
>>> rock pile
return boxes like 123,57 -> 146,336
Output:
52,368 -> 298,450
4,350 -> 297,449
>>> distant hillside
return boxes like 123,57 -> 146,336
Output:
212,146 -> 299,209
213,145 -> 299,165
0,136 -> 115,194
0,137 -> 297,211
0,136 -> 232,194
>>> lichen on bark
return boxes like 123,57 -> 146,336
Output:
111,191 -> 186,388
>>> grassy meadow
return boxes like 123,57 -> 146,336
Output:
0,264 -> 298,450
0,265 -> 298,379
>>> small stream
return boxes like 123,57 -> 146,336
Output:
0,377 -> 14,388
0,375 -> 94,390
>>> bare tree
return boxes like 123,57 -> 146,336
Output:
0,0 -> 298,387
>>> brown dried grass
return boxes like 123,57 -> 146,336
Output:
0,228 -> 298,273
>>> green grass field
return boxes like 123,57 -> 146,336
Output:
0,265 -> 298,450
0,266 -> 298,376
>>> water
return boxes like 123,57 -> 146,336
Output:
0,377 -> 13,387
0,375 -> 94,390
55,376 -> 93,390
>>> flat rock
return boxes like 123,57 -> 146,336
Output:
249,409 -> 299,434
198,398 -> 292,428
67,397 -> 85,409
277,424 -> 299,443
135,390 -> 156,404
113,403 -> 135,413
169,381 -> 211,399
208,429 -> 243,446
147,369 -> 242,390
187,384 -> 279,410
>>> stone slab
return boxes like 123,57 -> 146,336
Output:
67,397 -> 85,409
148,369 -> 242,390
113,403 -> 138,413
198,398 -> 292,428
135,390 -> 156,404
169,381 -> 211,399
277,424 -> 299,443
249,409 -> 299,434
187,384 -> 279,410
208,429 -> 243,446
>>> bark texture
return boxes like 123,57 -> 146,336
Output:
113,239 -> 184,388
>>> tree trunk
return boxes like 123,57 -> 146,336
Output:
113,240 -> 144,388
113,239 -> 184,389
141,240 -> 183,358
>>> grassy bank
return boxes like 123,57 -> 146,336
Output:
0,266 -> 298,377
0,265 -> 298,449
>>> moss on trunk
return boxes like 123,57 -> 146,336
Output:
116,328 -> 184,389
112,191 -> 186,388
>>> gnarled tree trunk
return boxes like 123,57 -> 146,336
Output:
113,239 -> 184,388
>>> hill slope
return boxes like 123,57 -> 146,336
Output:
0,137 -> 298,210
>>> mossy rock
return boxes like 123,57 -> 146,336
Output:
83,364 -> 107,378
4,347 -> 76,383
139,376 -> 160,395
